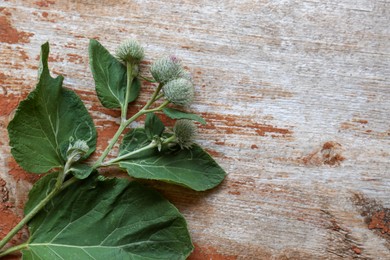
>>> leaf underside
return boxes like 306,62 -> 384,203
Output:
119,129 -> 226,191
7,42 -> 96,173
162,108 -> 206,125
23,175 -> 193,259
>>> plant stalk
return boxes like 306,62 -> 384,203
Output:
0,169 -> 67,251
102,135 -> 176,166
0,242 -> 28,257
94,92 -> 170,168
121,62 -> 135,123
102,141 -> 157,166
144,83 -> 163,109
144,100 -> 170,113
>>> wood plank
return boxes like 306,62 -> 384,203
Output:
0,0 -> 389,259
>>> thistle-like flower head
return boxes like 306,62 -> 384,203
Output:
163,78 -> 194,106
150,56 -> 189,83
173,119 -> 197,149
115,39 -> 144,64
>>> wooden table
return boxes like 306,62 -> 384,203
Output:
0,0 -> 389,259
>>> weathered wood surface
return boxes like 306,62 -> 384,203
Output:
0,0 -> 389,259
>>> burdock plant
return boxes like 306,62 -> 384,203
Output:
0,39 -> 226,259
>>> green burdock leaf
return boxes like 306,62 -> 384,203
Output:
89,39 -> 140,109
7,43 -> 96,173
163,108 -> 206,125
22,176 -> 193,259
118,129 -> 226,191
145,112 -> 165,140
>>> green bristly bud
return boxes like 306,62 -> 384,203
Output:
150,56 -> 189,83
173,119 -> 197,149
66,139 -> 89,163
163,78 -> 194,106
115,39 -> 144,64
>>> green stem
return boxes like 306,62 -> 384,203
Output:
0,242 -> 28,257
93,122 -> 126,168
94,80 -> 167,168
154,93 -> 164,101
0,169 -> 66,251
93,108 -> 146,168
103,135 -> 176,166
144,100 -> 170,113
138,75 -> 156,83
145,83 -> 163,110
62,176 -> 79,190
121,62 -> 135,123
102,141 -> 157,166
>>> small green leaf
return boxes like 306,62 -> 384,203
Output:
145,113 -> 165,140
23,177 -> 194,259
7,42 -> 96,173
89,39 -> 142,109
163,107 -> 206,125
69,163 -> 94,179
119,129 -> 226,191
129,77 -> 141,103
119,128 -> 155,159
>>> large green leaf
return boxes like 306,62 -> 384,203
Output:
23,176 -> 194,259
89,39 -> 140,109
7,43 -> 96,173
118,129 -> 226,191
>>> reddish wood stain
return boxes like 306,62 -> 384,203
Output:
205,149 -> 222,158
351,246 -> 362,255
299,141 -> 345,167
368,210 -> 390,235
15,47 -> 29,61
189,244 -> 237,260
0,92 -> 20,117
7,157 -> 41,183
321,142 -> 345,166
35,54 -> 64,63
64,42 -> 77,49
353,193 -> 390,243
34,0 -> 55,7
202,113 -> 292,138
0,208 -> 21,244
321,141 -> 335,150
0,16 -> 33,44
354,119 -> 368,124
66,53 -> 83,64
94,120 -> 120,151
0,178 -> 24,253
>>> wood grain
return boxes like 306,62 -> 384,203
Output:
0,0 -> 389,259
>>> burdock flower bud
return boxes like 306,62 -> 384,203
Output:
115,39 -> 144,64
150,56 -> 188,83
163,78 -> 194,106
173,119 -> 197,149
66,140 -> 89,163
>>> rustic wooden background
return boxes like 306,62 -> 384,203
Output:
1,0 -> 389,259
